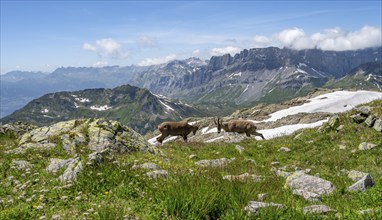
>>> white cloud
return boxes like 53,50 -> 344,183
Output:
138,54 -> 177,66
210,46 -> 241,56
138,36 -> 158,48
92,61 -> 108,67
82,43 -> 97,52
314,26 -> 382,51
269,25 -> 382,51
82,38 -> 128,59
252,35 -> 272,47
192,49 -> 201,56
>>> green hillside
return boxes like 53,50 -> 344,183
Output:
1,100 -> 381,219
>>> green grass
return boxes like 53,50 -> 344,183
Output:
1,101 -> 382,219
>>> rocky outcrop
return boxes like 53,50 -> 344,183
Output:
6,118 -> 157,182
0,122 -> 37,137
352,105 -> 382,133
7,118 -> 155,155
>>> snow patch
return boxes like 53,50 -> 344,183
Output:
43,115 -> 54,119
366,74 -> 372,81
41,109 -> 49,113
159,100 -> 175,111
206,136 -> 225,143
257,120 -> 327,139
241,84 -> 249,95
90,105 -> 112,111
201,127 -> 209,134
264,90 -> 382,122
298,63 -> 308,67
296,68 -> 308,74
228,72 -> 242,78
75,97 -> 90,103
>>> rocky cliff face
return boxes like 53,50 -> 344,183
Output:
128,47 -> 381,105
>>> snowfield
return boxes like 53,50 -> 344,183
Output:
148,90 -> 382,144
264,90 -> 382,122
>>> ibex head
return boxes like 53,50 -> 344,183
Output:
213,117 -> 223,133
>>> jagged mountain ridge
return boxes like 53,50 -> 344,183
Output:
324,61 -> 382,91
1,84 -> 206,134
128,47 -> 381,105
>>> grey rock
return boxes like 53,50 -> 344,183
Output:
87,149 -> 111,166
257,193 -> 268,201
58,158 -> 83,182
46,158 -> 74,173
244,201 -> 284,215
189,154 -> 197,159
223,173 -> 261,182
0,122 -> 37,137
272,167 -> 291,178
348,170 -> 368,181
348,174 -> 374,191
336,125 -> 344,132
358,142 -> 377,151
328,115 -> 340,128
146,170 -> 169,179
132,162 -> 161,171
351,114 -> 367,123
356,106 -> 372,115
278,147 -> 291,152
246,159 -> 257,164
373,119 -> 382,132
11,160 -> 32,170
365,115 -> 376,127
303,205 -> 336,215
359,209 -> 373,215
51,214 -> 61,220
195,158 -> 232,168
285,172 -> 335,201
12,118 -> 157,155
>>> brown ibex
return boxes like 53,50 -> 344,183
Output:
214,118 -> 265,139
156,121 -> 199,144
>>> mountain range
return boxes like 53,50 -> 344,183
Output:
1,47 -> 381,129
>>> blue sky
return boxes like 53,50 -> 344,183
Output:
1,1 -> 381,74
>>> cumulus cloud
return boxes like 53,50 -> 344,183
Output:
138,54 -> 177,66
252,35 -> 272,47
268,25 -> 382,51
210,46 -> 242,56
82,38 -> 128,59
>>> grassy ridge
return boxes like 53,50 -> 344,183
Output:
1,101 -> 382,219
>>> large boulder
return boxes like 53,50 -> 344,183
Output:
373,119 -> 382,132
348,174 -> 374,191
285,172 -> 335,201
